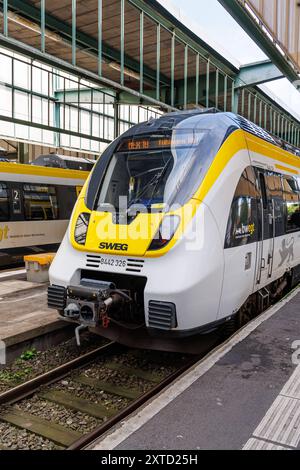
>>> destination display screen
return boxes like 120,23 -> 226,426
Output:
117,132 -> 202,152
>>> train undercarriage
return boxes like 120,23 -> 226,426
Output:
48,265 -> 300,355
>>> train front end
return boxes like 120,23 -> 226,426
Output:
48,111 -> 236,352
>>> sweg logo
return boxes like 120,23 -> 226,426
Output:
99,242 -> 128,251
0,225 -> 9,242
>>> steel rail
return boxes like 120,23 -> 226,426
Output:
0,341 -> 119,405
68,356 -> 198,450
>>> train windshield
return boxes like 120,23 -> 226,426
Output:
92,113 -> 235,211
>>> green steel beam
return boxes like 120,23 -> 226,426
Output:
241,89 -> 245,115
247,93 -> 250,120
40,0 -> 45,53
264,104 -> 267,129
2,0 -> 170,87
206,59 -> 210,108
54,101 -> 60,147
54,86 -> 167,107
140,10 -> 144,94
231,80 -> 235,112
114,97 -> 119,139
215,69 -> 219,109
195,54 -> 199,105
0,113 -> 111,143
254,94 -> 257,124
184,45 -> 188,108
156,23 -> 160,101
218,0 -> 299,83
120,0 -> 125,86
72,0 -> 76,66
171,32 -> 175,107
223,74 -> 227,111
235,60 -> 283,90
259,100 -> 262,127
232,88 -> 239,114
3,0 -> 7,36
98,0 -> 102,76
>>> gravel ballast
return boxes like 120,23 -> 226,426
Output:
15,396 -> 102,434
0,333 -> 107,393
0,422 -> 63,450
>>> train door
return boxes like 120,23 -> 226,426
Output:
9,183 -> 24,221
255,170 -> 275,286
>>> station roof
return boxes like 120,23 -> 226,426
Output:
0,0 -> 300,148
0,0 -> 237,102
219,0 -> 300,83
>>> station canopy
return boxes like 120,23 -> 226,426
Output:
0,0 -> 236,110
227,0 -> 300,79
239,0 -> 300,76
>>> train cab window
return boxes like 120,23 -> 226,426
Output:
91,114 -> 235,212
0,183 -> 9,221
23,184 -> 58,221
282,177 -> 300,232
225,167 -> 259,249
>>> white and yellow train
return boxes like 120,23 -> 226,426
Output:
0,162 -> 88,267
48,110 -> 300,352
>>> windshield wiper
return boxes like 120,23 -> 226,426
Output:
129,158 -> 172,207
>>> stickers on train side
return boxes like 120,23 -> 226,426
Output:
234,223 -> 255,239
0,221 -> 68,248
0,225 -> 9,242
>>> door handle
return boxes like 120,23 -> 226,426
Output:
261,258 -> 266,269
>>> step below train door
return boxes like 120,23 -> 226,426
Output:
255,170 -> 276,289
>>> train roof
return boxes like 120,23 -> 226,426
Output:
31,153 -> 95,170
0,161 -> 89,180
127,108 -> 300,158
34,154 -> 94,164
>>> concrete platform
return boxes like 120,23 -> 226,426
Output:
90,287 -> 300,451
0,270 -> 70,361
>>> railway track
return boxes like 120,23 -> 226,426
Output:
0,341 -> 199,450
0,283 -> 294,450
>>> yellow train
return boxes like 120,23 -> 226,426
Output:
48,110 -> 300,352
0,162 -> 89,267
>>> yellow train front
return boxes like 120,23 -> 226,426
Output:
48,109 -> 300,352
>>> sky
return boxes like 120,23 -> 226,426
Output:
167,0 -> 300,121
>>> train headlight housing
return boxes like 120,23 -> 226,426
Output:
148,215 -> 180,251
74,212 -> 90,245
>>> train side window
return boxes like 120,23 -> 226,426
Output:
224,167 -> 258,249
282,176 -> 300,232
265,173 -> 285,237
259,173 -> 268,210
0,183 -> 9,221
23,184 -> 58,221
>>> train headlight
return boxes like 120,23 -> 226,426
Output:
74,213 -> 90,245
148,215 -> 180,251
